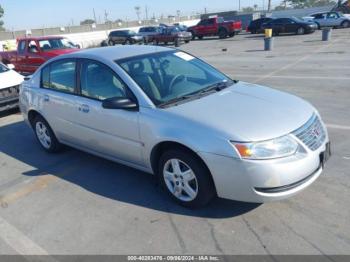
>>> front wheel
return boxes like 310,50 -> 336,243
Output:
158,149 -> 216,208
33,115 -> 62,153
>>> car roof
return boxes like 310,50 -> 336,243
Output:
59,45 -> 173,61
17,36 -> 65,41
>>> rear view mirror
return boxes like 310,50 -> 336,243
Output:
102,97 -> 138,111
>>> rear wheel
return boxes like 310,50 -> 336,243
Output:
229,32 -> 235,37
158,149 -> 216,208
315,22 -> 321,30
198,35 -> 203,40
296,27 -> 305,35
341,20 -> 350,28
108,40 -> 115,46
218,28 -> 228,39
32,115 -> 62,153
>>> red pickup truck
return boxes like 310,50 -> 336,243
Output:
0,36 -> 79,75
188,17 -> 242,39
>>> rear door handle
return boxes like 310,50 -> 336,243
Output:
43,95 -> 50,102
78,104 -> 90,113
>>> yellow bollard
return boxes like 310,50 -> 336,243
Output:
264,29 -> 272,38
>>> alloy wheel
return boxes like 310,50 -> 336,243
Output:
35,121 -> 51,149
163,159 -> 198,202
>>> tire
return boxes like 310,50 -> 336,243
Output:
198,35 -> 203,40
315,22 -> 321,30
185,40 -> 190,43
190,31 -> 195,40
158,149 -> 216,208
296,27 -> 305,35
218,28 -> 228,39
229,32 -> 235,37
153,39 -> 158,45
32,115 -> 62,153
341,20 -> 350,28
124,39 -> 132,45
108,40 -> 115,46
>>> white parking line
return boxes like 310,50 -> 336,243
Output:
234,74 -> 350,80
326,124 -> 350,130
252,39 -> 339,84
0,215 -> 50,255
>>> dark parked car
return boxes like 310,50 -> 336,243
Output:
108,30 -> 143,45
153,27 -> 192,45
262,17 -> 317,35
247,17 -> 274,33
138,26 -> 162,43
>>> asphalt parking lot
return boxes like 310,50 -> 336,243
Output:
0,28 -> 350,255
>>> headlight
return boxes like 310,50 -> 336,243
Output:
231,135 -> 299,160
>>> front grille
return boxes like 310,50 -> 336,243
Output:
293,114 -> 326,151
0,85 -> 20,100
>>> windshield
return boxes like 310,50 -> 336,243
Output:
39,38 -> 76,51
0,63 -> 9,73
117,51 -> 233,106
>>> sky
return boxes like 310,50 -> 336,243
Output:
1,0 -> 281,30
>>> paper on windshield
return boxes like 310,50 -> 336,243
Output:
174,52 -> 194,61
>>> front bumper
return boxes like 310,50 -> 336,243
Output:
0,85 -> 20,112
198,139 -> 329,203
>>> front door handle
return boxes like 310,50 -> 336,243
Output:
79,104 -> 90,113
43,95 -> 50,102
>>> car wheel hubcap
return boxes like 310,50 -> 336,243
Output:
163,159 -> 198,202
35,122 -> 51,149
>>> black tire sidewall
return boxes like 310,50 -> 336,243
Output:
158,149 -> 215,208
33,116 -> 61,153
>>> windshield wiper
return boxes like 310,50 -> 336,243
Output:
199,80 -> 233,94
158,81 -> 235,108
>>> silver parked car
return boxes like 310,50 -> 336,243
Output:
19,46 -> 331,208
305,11 -> 350,28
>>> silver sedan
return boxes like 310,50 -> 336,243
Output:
19,46 -> 330,208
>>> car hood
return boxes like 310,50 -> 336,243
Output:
165,82 -> 314,141
0,70 -> 24,90
42,48 -> 79,57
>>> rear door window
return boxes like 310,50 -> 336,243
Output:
41,59 -> 76,94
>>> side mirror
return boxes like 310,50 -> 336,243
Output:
7,64 -> 15,70
102,97 -> 138,111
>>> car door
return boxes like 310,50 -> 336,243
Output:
206,18 -> 217,34
25,40 -> 46,74
313,13 -> 326,27
284,18 -> 298,33
16,40 -> 27,73
327,12 -> 340,27
196,19 -> 208,35
39,59 -> 81,142
73,59 -> 144,166
271,19 -> 284,33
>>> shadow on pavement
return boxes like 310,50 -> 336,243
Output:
0,120 -> 260,218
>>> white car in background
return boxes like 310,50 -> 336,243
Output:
0,63 -> 24,112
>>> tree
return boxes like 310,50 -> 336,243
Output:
80,19 -> 95,25
0,4 -> 4,31
242,6 -> 255,12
